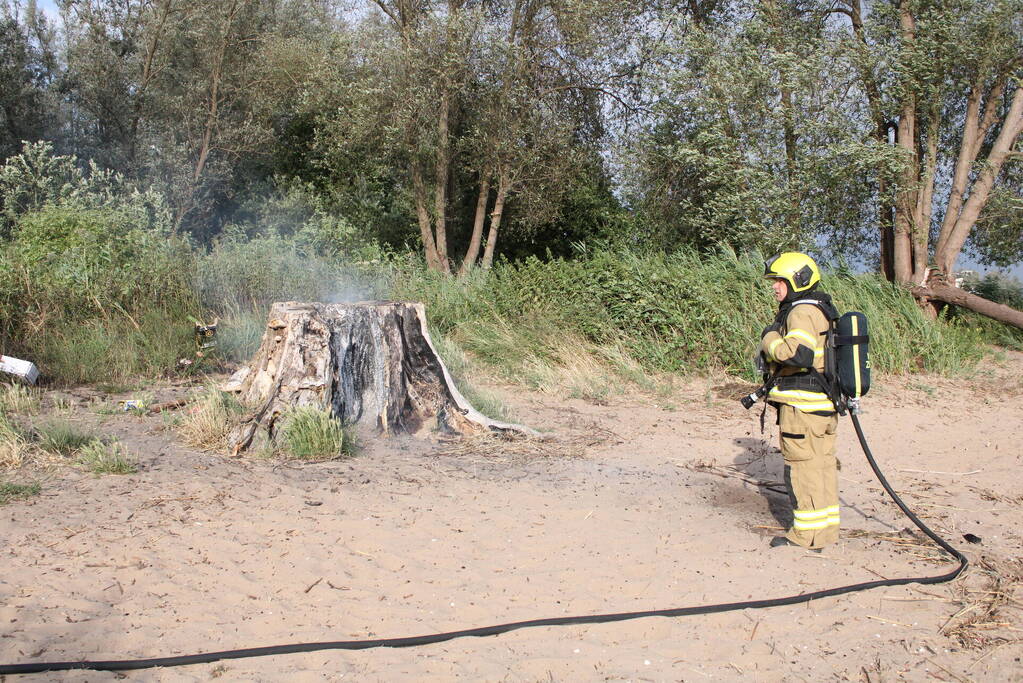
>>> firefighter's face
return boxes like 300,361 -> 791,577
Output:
770,278 -> 788,302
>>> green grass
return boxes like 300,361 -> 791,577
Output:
213,307 -> 268,363
278,406 -> 352,460
393,248 -> 995,389
18,308 -> 196,386
432,334 -> 511,420
75,440 -> 137,475
35,421 -> 100,457
0,481 -> 40,505
2,227 -> 1013,398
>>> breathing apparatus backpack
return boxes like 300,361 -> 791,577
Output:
831,309 -> 871,408
741,299 -> 871,415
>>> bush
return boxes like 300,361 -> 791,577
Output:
227,181 -> 384,262
195,232 -> 349,313
10,203 -> 193,316
0,141 -> 170,237
0,202 -> 199,384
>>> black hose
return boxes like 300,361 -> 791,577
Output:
0,412 -> 967,675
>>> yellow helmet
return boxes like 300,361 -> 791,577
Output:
764,252 -> 820,293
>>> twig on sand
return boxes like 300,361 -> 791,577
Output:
941,605 -> 984,635
967,640 -> 1018,672
914,588 -> 955,602
681,462 -> 787,494
866,615 -> 913,628
925,658 -> 970,683
898,469 -> 981,476
304,577 -> 323,594
862,566 -> 891,581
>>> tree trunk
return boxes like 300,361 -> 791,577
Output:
433,90 -> 451,274
129,0 -> 175,169
841,0 -> 895,280
892,2 -> 922,286
175,0 -> 242,231
412,164 -> 443,271
892,103 -> 917,283
481,173 -> 509,270
911,283 -> 1023,331
225,301 -> 534,454
934,85 -> 1023,277
912,115 -> 937,279
879,172 -> 895,282
763,0 -> 800,230
458,176 -> 490,277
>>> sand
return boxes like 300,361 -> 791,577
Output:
1,353 -> 1022,682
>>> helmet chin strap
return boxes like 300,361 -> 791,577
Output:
783,285 -> 807,303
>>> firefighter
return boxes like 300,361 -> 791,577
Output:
760,252 -> 840,551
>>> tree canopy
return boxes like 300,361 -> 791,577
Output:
0,0 -> 1020,285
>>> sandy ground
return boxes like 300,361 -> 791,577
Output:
2,353 -> 1023,682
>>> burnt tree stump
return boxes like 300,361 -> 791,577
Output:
225,301 -> 533,454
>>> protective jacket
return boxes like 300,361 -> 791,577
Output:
760,292 -> 838,414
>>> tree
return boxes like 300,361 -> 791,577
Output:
629,1 -> 894,257
62,0 -> 336,237
833,0 -> 1023,327
0,0 -> 59,161
314,0 -> 638,274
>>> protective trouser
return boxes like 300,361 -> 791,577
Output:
778,404 -> 839,549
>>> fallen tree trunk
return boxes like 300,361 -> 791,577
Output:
911,283 -> 1023,331
225,301 -> 534,455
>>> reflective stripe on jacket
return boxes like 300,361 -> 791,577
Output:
761,303 -> 833,412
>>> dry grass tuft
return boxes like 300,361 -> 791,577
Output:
0,383 -> 41,415
176,386 -> 246,452
968,485 -> 1023,507
942,555 -> 1023,650
519,335 -> 665,404
35,421 -> 99,458
0,413 -> 32,469
841,527 -> 952,562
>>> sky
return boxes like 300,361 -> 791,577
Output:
37,0 -> 59,18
